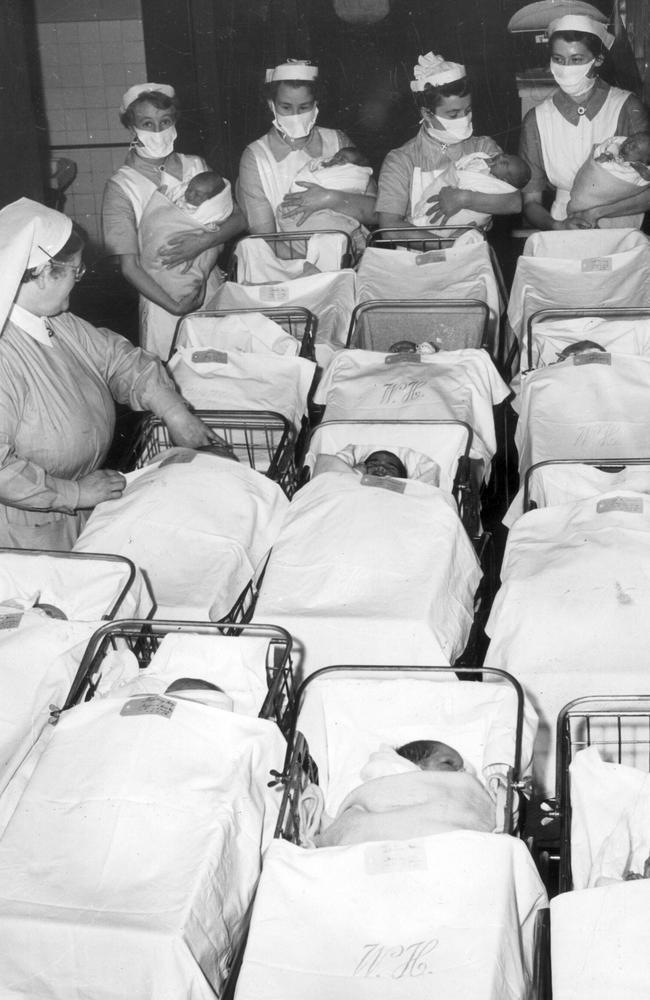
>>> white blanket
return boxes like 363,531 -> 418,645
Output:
0,696 -> 285,1000
296,673 -> 535,816
551,881 -> 650,1000
211,272 -> 356,366
253,472 -> 481,681
356,236 -> 500,326
410,153 -> 515,229
100,632 -> 270,717
74,453 -> 288,620
314,348 -> 509,479
527,315 -> 650,371
526,461 -> 650,512
235,833 -> 547,1000
169,346 -> 315,431
234,233 -> 350,281
175,311 -> 300,356
507,229 -> 650,346
0,550 -> 151,620
485,492 -> 650,795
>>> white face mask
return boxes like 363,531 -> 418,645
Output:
550,60 -> 596,97
133,124 -> 177,159
273,105 -> 319,140
422,111 -> 473,145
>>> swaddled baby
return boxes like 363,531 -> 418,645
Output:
411,151 -> 530,228
168,170 -> 234,229
568,132 -> 650,228
313,739 -> 496,848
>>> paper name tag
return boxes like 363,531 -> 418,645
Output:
573,351 -> 611,366
0,613 -> 22,630
360,474 -> 406,494
120,695 -> 176,719
191,349 -> 228,364
365,842 -> 428,875
597,496 -> 643,514
415,250 -> 446,265
581,257 -> 612,272
385,352 -> 421,364
259,284 -> 290,302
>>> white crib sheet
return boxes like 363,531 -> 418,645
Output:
253,472 -> 481,680
176,311 -> 300,356
485,492 -> 650,794
0,696 -> 285,1000
169,347 -> 315,430
356,239 -> 500,321
296,673 -> 535,816
101,632 -> 270,717
528,315 -> 650,370
551,881 -> 650,1000
508,229 -> 650,345
235,832 -> 547,1000
74,454 -> 288,621
235,233 -> 349,281
212,272 -> 356,366
525,462 -> 650,513
314,348 -> 508,477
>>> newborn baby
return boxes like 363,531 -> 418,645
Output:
165,676 -> 234,711
170,169 -> 233,227
595,132 -> 650,181
556,339 -> 606,361
359,450 -> 408,480
568,132 -> 650,227
396,739 -> 465,772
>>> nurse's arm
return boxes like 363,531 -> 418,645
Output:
458,188 -> 522,216
157,203 -> 247,267
280,182 -> 378,227
377,211 -> 451,241
568,185 -> 650,227
119,254 -> 204,315
523,191 -> 569,230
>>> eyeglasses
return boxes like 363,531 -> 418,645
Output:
48,261 -> 87,282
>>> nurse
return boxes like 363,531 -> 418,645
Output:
102,83 -> 246,358
0,199 -> 225,551
520,14 -> 649,230
237,60 -> 377,233
377,52 -> 522,230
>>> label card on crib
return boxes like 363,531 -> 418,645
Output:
581,257 -> 612,272
385,353 -> 422,364
415,250 -> 446,265
597,496 -> 643,514
259,284 -> 290,303
192,349 -> 228,365
573,352 -> 611,366
360,474 -> 406,494
0,613 -> 22,630
120,695 -> 177,719
365,842 -> 428,875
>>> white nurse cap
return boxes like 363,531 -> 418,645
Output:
0,198 -> 73,331
120,82 -> 176,114
265,60 -> 319,83
548,14 -> 615,49
410,52 -> 466,92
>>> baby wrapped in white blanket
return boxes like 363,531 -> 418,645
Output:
568,133 -> 650,229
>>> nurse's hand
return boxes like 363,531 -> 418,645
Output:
563,208 -> 599,229
280,182 -> 331,225
164,407 -> 233,454
77,470 -> 126,508
173,282 -> 206,315
426,186 -> 467,225
159,229 -> 215,268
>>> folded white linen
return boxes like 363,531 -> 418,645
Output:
74,453 -> 288,620
525,462 -> 650,512
485,492 -> 650,795
0,695 -> 285,1000
176,310 -> 299,356
234,832 -> 547,1000
253,472 -> 481,681
234,233 -> 349,280
568,137 -> 647,229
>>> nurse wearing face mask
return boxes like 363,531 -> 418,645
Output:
520,15 -> 649,230
377,52 -> 522,233
102,83 -> 245,358
237,60 -> 377,233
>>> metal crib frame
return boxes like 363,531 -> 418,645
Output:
556,694 -> 650,893
346,298 -> 492,354
367,225 -> 486,251
525,306 -> 650,371
170,305 -> 317,362
122,409 -> 298,497
0,548 -> 140,621
523,457 -> 650,513
229,230 -> 354,280
273,663 -> 527,843
61,618 -> 296,733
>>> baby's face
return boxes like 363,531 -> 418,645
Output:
620,134 -> 650,164
420,742 -> 464,772
185,179 -> 216,206
323,148 -> 363,168
488,153 -> 520,185
364,451 -> 405,479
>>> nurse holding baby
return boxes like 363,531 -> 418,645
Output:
520,14 -> 649,230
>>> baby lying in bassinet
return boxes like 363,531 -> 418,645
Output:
308,740 -> 496,847
312,445 -> 442,488
568,132 -> 650,228
411,151 -> 531,228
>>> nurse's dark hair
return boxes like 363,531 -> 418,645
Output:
119,89 -> 180,128
263,78 -> 324,103
21,227 -> 85,283
549,29 -> 606,59
414,76 -> 471,112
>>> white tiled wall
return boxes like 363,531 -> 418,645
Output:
38,18 -> 146,248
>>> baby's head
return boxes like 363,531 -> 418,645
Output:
619,132 -> 650,164
396,739 -> 464,772
557,339 -> 606,361
363,450 -> 408,479
323,146 -> 371,169
184,171 -> 226,206
488,153 -> 531,189
165,676 -> 233,710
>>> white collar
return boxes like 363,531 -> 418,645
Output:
9,304 -> 55,345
